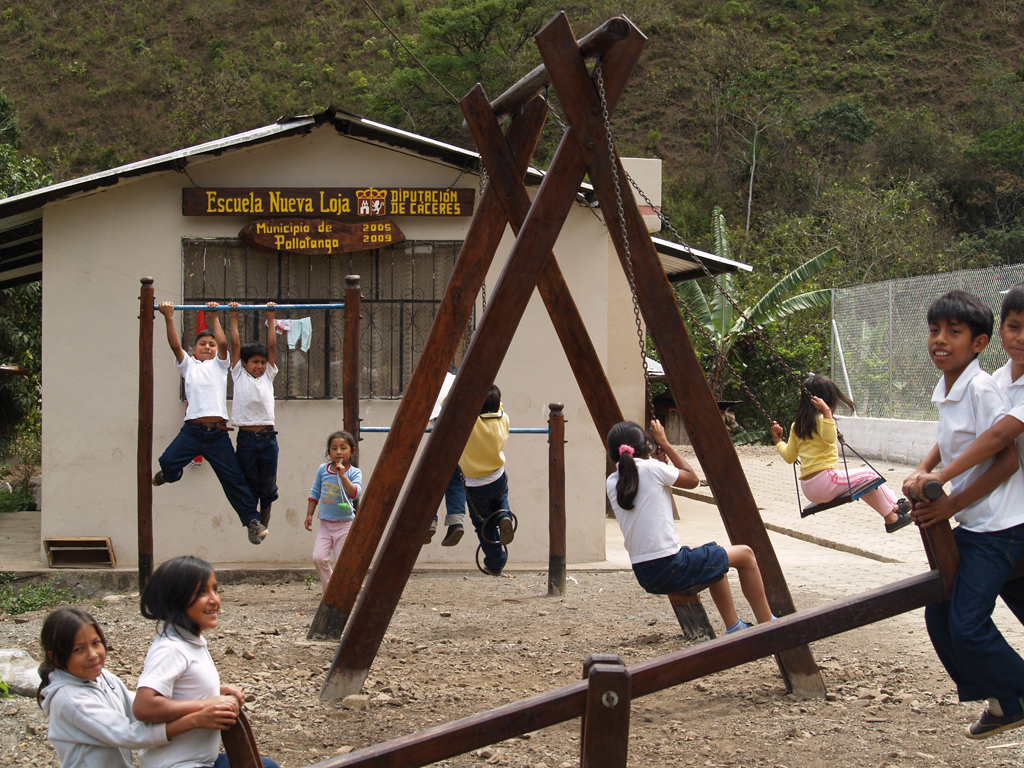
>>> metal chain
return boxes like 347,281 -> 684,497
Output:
596,62 -> 654,423
447,166 -> 469,189
176,164 -> 200,187
478,165 -> 488,313
622,168 -> 812,403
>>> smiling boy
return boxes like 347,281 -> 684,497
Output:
904,289 -> 1024,739
228,303 -> 279,530
153,302 -> 265,545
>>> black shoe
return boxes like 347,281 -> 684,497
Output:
966,706 -> 1024,739
441,524 -> 464,547
260,504 -> 272,528
424,520 -> 437,545
152,471 -> 165,487
885,508 -> 913,533
247,520 -> 268,545
498,516 -> 515,546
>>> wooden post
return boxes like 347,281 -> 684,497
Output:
537,12 -> 825,697
306,97 -> 552,641
580,656 -> 631,768
668,592 -> 716,642
548,403 -> 566,596
920,521 -> 960,597
343,275 -> 361,461
137,277 -> 155,590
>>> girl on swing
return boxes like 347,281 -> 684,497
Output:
607,420 -> 775,634
771,374 -> 913,533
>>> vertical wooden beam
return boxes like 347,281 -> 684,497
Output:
317,22 -> 647,700
580,658 -> 631,768
920,521 -> 960,597
668,592 -> 716,642
137,277 -> 155,590
548,402 -> 566,596
536,12 -> 825,696
343,275 -> 361,461
306,97 -> 551,640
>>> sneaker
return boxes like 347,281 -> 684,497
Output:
247,520 -> 268,545
260,505 -> 272,528
498,516 -> 515,546
726,619 -> 750,634
885,506 -> 914,534
424,520 -> 437,545
152,471 -> 165,487
966,706 -> 1024,739
190,456 -> 203,467
441,524 -> 464,547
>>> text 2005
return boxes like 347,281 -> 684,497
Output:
362,222 -> 393,243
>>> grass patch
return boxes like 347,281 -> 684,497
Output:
0,577 -> 73,615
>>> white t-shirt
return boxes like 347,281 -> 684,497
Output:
606,458 -> 681,564
230,361 -> 277,426
175,354 -> 229,421
990,359 -> 1024,468
137,624 -> 221,768
932,358 -> 1024,532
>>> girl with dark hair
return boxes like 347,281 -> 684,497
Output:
305,431 -> 363,593
607,420 -> 774,634
771,374 -> 912,533
38,607 -> 231,768
134,556 -> 279,768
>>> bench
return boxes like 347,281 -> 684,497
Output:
800,476 -> 885,518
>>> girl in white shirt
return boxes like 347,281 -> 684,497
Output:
133,556 -> 279,768
606,420 -> 775,634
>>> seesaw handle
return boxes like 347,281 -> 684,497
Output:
922,480 -> 944,500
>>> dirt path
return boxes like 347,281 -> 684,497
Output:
2,568 -> 1023,768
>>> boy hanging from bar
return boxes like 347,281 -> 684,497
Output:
152,301 -> 268,545
228,302 -> 279,530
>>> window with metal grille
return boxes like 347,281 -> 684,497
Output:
180,238 -> 467,399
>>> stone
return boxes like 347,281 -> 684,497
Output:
0,649 -> 42,697
341,695 -> 370,711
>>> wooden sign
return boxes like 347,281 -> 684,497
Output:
239,219 -> 406,255
183,187 -> 475,217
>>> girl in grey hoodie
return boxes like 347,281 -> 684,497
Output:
38,607 -> 236,768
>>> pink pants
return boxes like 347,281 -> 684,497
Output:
800,468 -> 897,518
312,518 -> 353,592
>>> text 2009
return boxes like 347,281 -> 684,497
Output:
362,222 -> 393,243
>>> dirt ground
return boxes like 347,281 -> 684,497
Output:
2,567 -> 1023,768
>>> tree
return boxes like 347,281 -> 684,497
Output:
676,207 -> 837,400
0,282 -> 41,445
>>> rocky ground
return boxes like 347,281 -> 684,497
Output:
1,568 -> 1023,768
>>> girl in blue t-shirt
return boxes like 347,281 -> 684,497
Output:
306,430 -> 363,593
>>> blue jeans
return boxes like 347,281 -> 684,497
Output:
466,471 -> 512,574
235,429 -> 279,513
925,523 -> 1024,716
158,422 -> 258,527
213,752 -> 279,768
431,468 -> 467,527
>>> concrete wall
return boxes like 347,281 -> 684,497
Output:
833,416 -> 937,465
40,126 -> 641,567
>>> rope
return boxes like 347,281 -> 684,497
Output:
361,0 -> 461,106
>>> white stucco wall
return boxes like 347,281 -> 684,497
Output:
40,126 -> 641,567
833,416 -> 938,465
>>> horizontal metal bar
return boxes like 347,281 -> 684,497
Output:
360,427 -> 548,434
158,304 -> 346,311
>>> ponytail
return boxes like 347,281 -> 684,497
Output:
606,422 -> 650,510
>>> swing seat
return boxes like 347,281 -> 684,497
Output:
800,476 -> 885,518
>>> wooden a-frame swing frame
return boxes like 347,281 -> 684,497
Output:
308,12 -> 964,704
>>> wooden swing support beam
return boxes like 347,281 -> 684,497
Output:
308,11 -> 877,701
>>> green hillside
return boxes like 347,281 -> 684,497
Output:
3,0 -> 1024,427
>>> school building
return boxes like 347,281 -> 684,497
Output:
0,107 -> 746,568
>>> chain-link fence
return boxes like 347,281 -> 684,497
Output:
831,264 -> 1024,420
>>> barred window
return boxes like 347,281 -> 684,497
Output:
181,238 -> 468,399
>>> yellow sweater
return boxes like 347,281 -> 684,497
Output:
775,415 -> 839,479
459,408 -> 509,479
